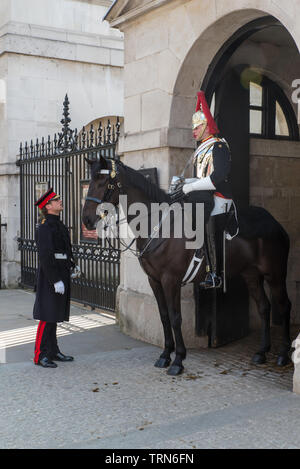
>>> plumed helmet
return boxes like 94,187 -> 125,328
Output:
192,91 -> 219,134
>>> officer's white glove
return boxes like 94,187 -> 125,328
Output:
54,280 -> 65,295
182,176 -> 216,194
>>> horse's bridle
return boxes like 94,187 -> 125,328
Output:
85,159 -> 122,206
84,158 -> 167,257
85,159 -> 137,253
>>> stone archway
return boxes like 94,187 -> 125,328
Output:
169,10 -> 299,148
113,0 -> 300,341
168,11 -> 300,341
106,0 -> 300,393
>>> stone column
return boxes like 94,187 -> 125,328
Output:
293,333 -> 300,394
109,0 -> 300,357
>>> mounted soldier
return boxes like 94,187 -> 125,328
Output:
82,145 -> 291,373
172,91 -> 233,288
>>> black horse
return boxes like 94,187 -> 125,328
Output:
82,156 -> 291,376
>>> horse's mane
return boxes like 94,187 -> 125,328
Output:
118,161 -> 171,204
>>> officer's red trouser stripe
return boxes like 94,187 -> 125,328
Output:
34,321 -> 46,364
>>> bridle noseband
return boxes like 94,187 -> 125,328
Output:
85,158 -> 136,253
85,159 -> 121,206
84,158 -> 166,258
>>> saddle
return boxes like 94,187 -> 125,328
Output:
169,176 -> 238,289
181,204 -> 239,290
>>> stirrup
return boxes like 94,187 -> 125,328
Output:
199,272 -> 222,289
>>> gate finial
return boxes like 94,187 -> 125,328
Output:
61,94 -> 71,131
57,94 -> 75,153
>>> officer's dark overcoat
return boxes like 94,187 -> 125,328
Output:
33,214 -> 74,323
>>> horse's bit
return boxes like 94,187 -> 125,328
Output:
85,159 -> 122,207
85,159 -> 168,257
85,159 -> 136,253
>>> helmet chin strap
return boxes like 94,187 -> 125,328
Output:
198,121 -> 208,141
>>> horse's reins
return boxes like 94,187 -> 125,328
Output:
85,159 -> 164,257
85,159 -> 136,253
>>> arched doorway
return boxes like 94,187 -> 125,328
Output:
201,16 -> 299,211
171,14 -> 300,346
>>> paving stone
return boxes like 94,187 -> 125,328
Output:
0,289 -> 299,449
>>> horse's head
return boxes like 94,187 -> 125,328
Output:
82,155 -> 121,230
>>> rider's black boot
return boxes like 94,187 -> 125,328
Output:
200,218 -> 222,289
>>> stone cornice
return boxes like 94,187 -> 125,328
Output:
105,0 -> 173,28
98,0 -> 114,5
80,0 -> 113,5
0,21 -> 124,67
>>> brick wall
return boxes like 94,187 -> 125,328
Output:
250,138 -> 300,325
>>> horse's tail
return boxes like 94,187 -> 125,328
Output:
270,219 -> 290,326
228,206 -> 290,326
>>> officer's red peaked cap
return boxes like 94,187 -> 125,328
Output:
193,91 -> 219,134
35,188 -> 60,209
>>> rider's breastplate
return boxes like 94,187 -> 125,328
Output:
194,143 -> 215,179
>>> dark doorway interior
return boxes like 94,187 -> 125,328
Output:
195,15 -> 299,347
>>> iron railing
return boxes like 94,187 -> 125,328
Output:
0,215 -> 7,288
16,95 -> 121,311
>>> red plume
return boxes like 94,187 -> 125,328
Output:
196,91 -> 219,134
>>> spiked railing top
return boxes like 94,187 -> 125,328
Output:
17,95 -> 121,162
57,94 -> 74,153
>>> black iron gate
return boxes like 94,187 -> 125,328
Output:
0,215 -> 7,289
16,95 -> 121,311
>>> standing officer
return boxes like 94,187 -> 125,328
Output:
182,91 -> 233,288
33,188 -> 75,368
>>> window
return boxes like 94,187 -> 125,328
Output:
275,101 -> 289,137
249,82 -> 263,134
249,76 -> 299,140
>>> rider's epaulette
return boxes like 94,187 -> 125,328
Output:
214,139 -> 230,152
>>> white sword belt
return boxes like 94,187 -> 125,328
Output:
54,253 -> 68,260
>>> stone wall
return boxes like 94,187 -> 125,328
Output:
0,0 -> 124,287
293,333 -> 300,394
114,0 -> 300,349
250,138 -> 300,326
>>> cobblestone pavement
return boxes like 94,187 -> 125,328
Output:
0,290 -> 299,449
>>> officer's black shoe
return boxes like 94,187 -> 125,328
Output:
53,352 -> 74,362
37,357 -> 58,368
200,272 -> 222,289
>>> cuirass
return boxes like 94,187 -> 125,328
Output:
193,137 -> 228,179
195,144 -> 215,179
